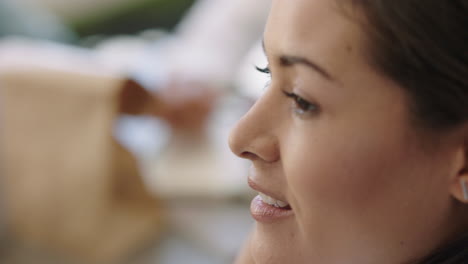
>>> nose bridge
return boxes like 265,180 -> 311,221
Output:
229,91 -> 280,163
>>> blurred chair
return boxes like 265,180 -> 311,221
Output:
0,38 -> 163,264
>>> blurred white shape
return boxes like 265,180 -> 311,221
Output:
94,36 -> 153,77
235,41 -> 270,100
114,115 -> 170,162
144,96 -> 251,198
0,37 -> 119,78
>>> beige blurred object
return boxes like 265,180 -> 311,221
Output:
0,39 -> 164,263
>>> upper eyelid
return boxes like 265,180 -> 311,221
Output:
283,91 -> 319,115
283,91 -> 309,104
255,65 -> 319,115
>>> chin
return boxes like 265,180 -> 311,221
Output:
252,223 -> 302,264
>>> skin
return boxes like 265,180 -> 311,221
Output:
229,0 -> 468,263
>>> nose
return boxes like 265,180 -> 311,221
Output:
229,93 -> 280,163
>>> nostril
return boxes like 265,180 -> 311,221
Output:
240,151 -> 258,161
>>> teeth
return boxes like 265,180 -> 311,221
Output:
276,200 -> 288,207
259,192 -> 289,208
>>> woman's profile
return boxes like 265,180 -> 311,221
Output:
229,0 -> 468,263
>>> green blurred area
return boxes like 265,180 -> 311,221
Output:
70,0 -> 196,38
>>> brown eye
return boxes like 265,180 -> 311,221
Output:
282,91 -> 319,115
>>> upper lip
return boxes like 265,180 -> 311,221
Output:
248,177 -> 289,204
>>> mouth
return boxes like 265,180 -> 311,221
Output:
248,178 -> 294,223
258,192 -> 291,209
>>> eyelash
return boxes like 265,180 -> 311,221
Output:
282,91 -> 319,115
255,65 -> 319,116
255,65 -> 271,75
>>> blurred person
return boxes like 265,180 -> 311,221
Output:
131,0 -> 270,132
229,0 -> 468,263
113,0 -> 271,194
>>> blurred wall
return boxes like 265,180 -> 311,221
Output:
12,0 -> 196,38
15,0 -> 147,21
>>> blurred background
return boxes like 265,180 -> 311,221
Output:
0,0 -> 270,263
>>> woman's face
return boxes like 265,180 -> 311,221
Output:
229,0 -> 464,263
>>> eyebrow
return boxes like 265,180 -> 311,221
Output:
262,40 -> 335,82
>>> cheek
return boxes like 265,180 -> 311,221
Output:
283,117 -> 421,221
281,82 -> 418,215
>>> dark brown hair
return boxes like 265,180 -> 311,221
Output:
346,0 -> 468,130
341,0 -> 468,263
416,233 -> 468,264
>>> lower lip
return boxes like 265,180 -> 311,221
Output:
250,195 -> 294,223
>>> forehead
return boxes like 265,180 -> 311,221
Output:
265,0 -> 367,76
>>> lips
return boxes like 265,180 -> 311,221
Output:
250,195 -> 294,222
248,178 -> 294,222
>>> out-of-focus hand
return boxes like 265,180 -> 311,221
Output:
153,79 -> 219,132
119,78 -> 219,133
